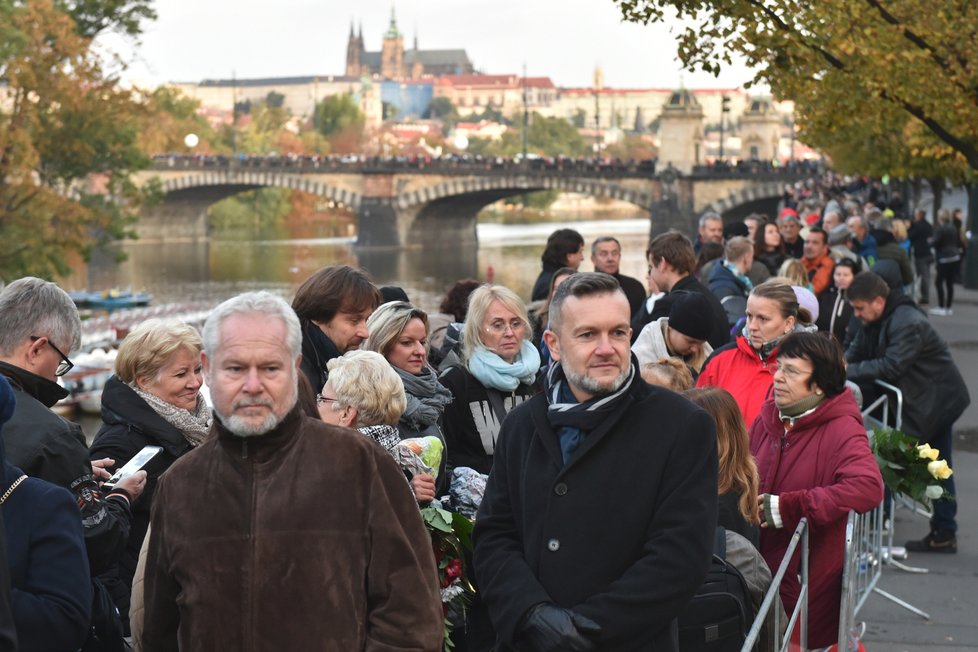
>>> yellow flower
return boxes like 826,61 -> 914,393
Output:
927,459 -> 953,480
916,444 -> 940,461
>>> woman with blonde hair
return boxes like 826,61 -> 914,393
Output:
90,318 -> 211,631
684,386 -> 760,546
440,284 -> 540,476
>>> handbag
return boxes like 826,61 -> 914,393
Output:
0,475 -> 27,505
81,577 -> 128,652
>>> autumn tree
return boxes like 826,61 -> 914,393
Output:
0,0 -> 158,280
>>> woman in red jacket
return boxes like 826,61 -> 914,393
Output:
751,333 -> 883,649
697,281 -> 810,426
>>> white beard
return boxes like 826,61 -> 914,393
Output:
564,364 -> 630,397
215,383 -> 298,438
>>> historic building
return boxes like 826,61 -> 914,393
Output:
345,9 -> 474,80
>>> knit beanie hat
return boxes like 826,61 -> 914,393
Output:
668,292 -> 713,341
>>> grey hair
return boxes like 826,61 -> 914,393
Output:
0,277 -> 81,357
326,350 -> 407,426
461,284 -> 532,365
590,236 -> 621,256
548,272 -> 623,334
202,291 -> 301,361
699,211 -> 722,229
364,301 -> 428,358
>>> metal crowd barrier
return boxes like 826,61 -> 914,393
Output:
833,380 -> 932,650
741,518 -> 809,652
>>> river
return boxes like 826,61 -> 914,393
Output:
66,215 -> 654,313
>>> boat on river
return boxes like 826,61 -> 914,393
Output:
70,289 -> 152,310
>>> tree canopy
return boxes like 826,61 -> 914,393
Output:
0,0 -> 155,280
614,0 -> 978,178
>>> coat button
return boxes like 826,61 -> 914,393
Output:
554,483 -> 568,496
547,538 -> 560,552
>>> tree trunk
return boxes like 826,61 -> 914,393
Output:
965,183 -> 978,289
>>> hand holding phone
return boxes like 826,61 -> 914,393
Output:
103,445 -> 163,491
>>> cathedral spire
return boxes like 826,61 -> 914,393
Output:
385,5 -> 401,39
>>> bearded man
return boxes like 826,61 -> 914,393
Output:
142,291 -> 443,651
473,273 -> 718,651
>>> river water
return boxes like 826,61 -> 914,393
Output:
66,215 -> 654,313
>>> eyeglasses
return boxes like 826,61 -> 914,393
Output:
315,394 -> 338,405
30,336 -> 74,376
485,319 -> 526,335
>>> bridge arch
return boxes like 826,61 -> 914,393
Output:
157,171 -> 361,210
700,180 -> 786,222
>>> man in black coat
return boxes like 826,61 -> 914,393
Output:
474,273 -> 718,651
589,236 -> 646,318
633,231 -> 730,349
846,272 -> 970,554
0,277 -> 144,576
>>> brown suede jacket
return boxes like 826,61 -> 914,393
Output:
141,406 -> 444,651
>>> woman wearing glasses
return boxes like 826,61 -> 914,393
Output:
89,319 -> 211,632
439,285 -> 541,478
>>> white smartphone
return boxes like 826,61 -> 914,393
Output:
103,445 -> 163,489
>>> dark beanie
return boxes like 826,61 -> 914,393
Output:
723,221 -> 749,240
379,286 -> 410,304
668,292 -> 713,341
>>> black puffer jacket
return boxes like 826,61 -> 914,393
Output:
89,376 -> 195,627
845,294 -> 970,441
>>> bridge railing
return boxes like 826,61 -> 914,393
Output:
149,153 -> 820,181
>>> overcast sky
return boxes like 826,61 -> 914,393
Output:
102,0 -> 757,90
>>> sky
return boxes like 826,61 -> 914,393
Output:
102,0 -> 758,90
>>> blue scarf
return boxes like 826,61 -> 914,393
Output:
723,261 -> 754,292
468,341 -> 541,392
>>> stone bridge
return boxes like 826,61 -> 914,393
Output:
134,158 -> 814,246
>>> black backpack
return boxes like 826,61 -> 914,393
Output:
678,527 -> 755,652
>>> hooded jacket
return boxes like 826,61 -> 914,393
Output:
632,316 -> 712,374
1,375 -> 92,651
142,406 -> 444,652
696,336 -> 778,427
89,375 -> 196,627
750,390 -> 883,648
845,293 -> 970,441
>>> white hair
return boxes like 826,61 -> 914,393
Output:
202,291 -> 301,361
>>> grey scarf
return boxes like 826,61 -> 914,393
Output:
131,384 -> 212,447
394,366 -> 453,431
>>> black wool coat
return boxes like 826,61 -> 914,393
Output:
473,377 -> 718,651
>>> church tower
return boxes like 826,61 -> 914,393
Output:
381,7 -> 405,79
657,88 -> 705,174
345,22 -> 362,77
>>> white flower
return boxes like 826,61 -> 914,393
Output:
925,485 -> 944,500
927,459 -> 953,480
916,444 -> 940,461
440,583 -> 465,603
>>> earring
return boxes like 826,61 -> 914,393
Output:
815,389 -> 823,396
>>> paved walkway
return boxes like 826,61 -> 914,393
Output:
859,283 -> 978,650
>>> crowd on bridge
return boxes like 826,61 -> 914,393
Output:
151,151 -> 824,179
0,172 -> 970,652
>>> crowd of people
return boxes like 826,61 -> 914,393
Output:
0,182 -> 970,652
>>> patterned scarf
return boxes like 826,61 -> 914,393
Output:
468,340 -> 541,392
131,384 -> 212,447
545,354 -> 637,464
394,366 -> 453,431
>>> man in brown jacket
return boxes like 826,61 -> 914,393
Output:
142,291 -> 443,651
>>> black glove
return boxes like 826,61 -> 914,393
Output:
515,603 -> 601,652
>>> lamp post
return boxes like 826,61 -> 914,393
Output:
522,63 -> 528,163
719,94 -> 730,161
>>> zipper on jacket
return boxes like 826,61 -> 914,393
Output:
241,438 -> 248,460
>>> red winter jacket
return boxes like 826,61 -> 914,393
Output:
750,390 -> 883,648
696,336 -> 777,426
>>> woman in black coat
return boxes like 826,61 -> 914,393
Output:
89,319 -> 211,632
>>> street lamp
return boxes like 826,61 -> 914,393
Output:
719,95 -> 730,161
